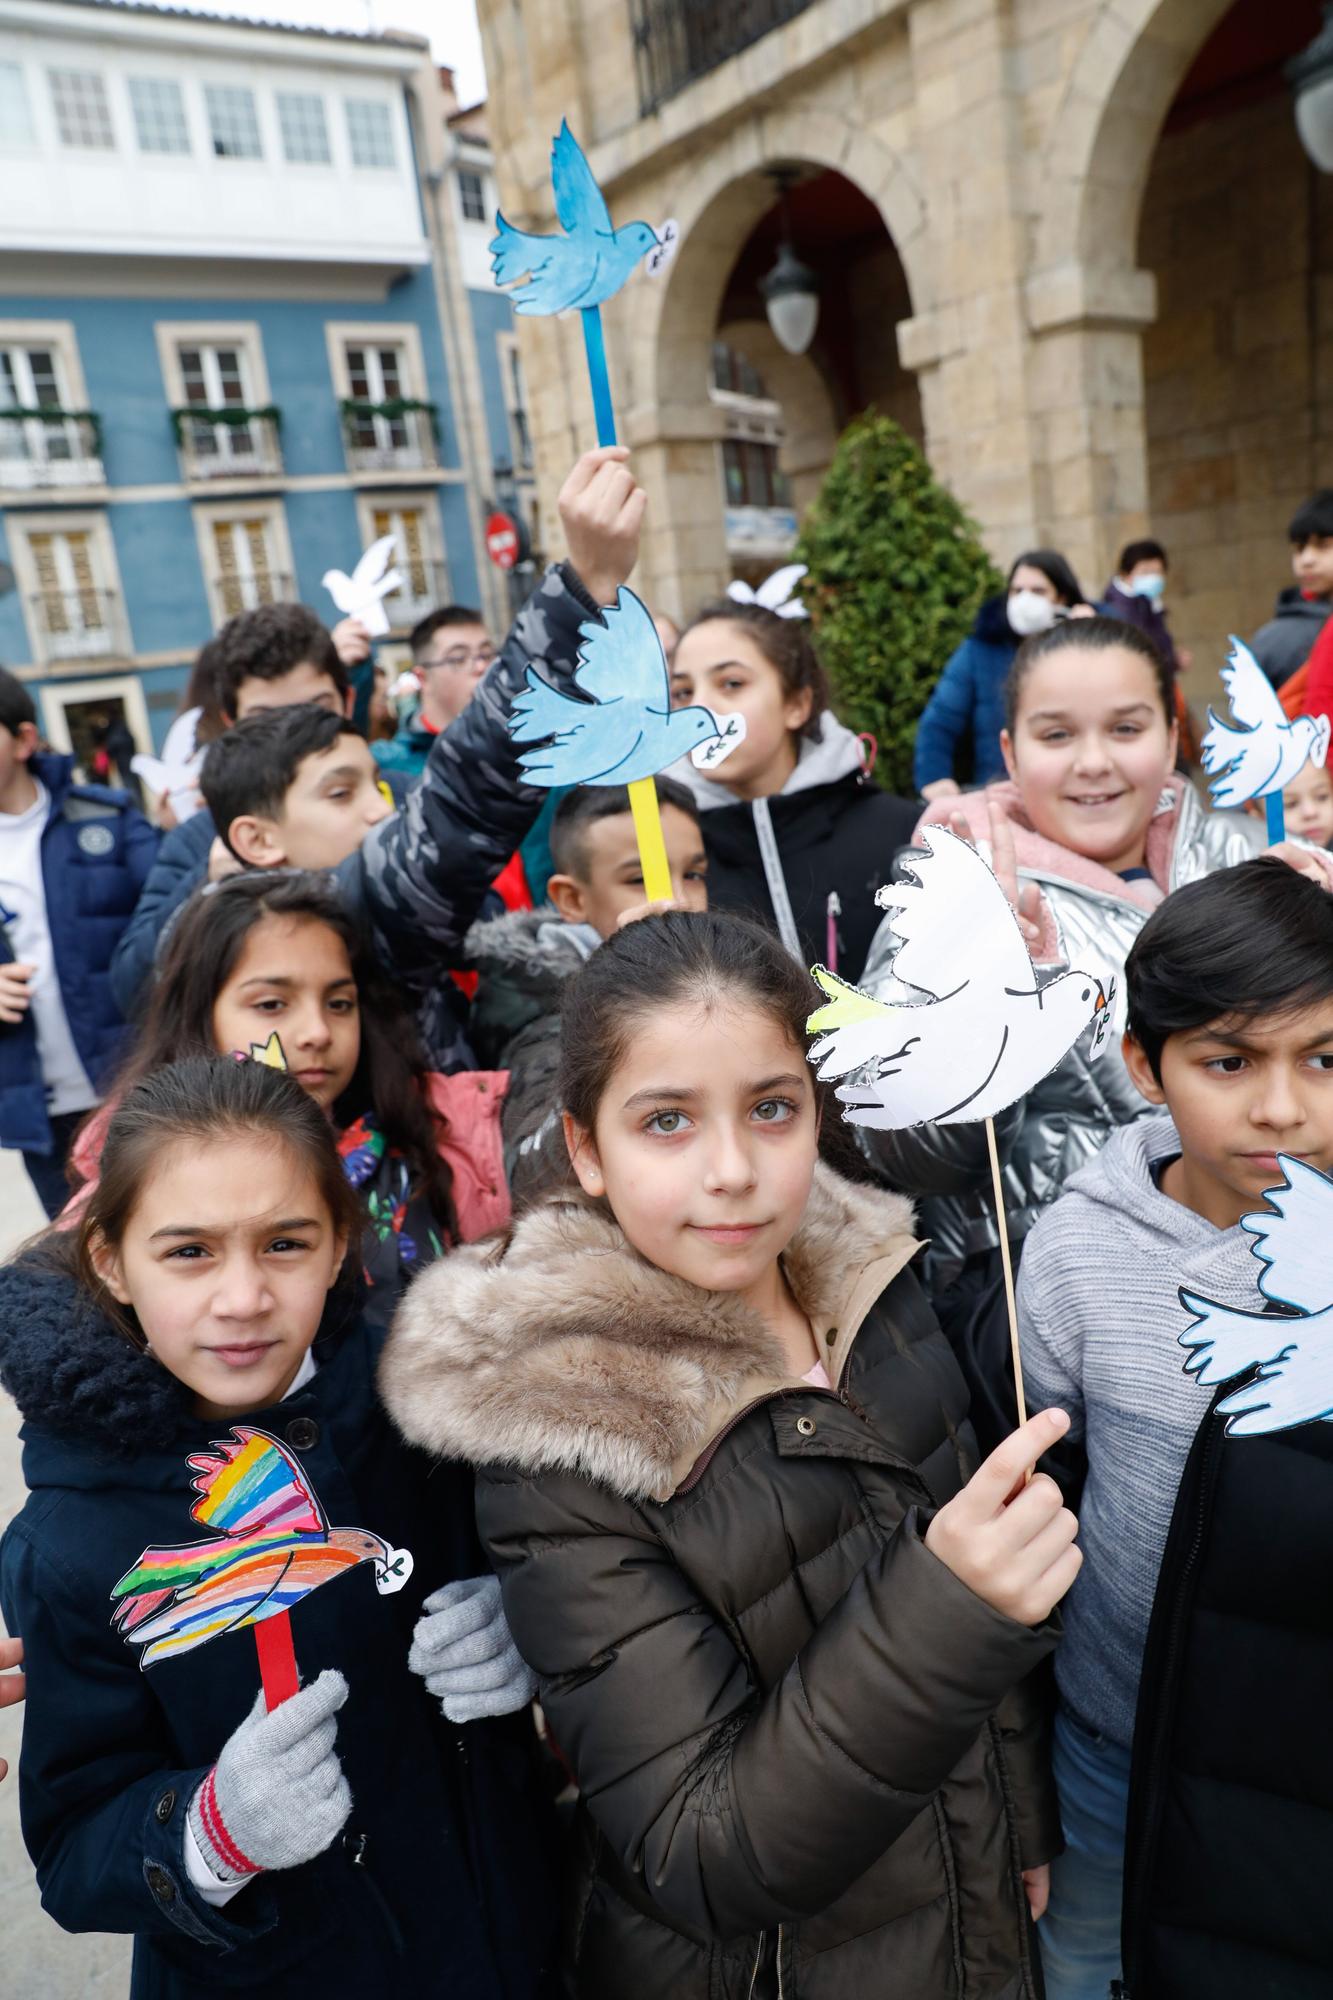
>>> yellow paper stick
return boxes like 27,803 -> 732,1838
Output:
627,775 -> 674,904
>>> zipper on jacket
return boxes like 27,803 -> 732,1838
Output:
745,1932 -> 765,1998
344,1831 -> 407,1957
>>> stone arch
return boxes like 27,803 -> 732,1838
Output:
1034,0 -> 1238,279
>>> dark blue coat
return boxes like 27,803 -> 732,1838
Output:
0,1258 -> 559,2000
912,596 -> 1017,791
0,754 -> 158,1154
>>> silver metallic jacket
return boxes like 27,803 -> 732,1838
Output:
854,785 -> 1260,1283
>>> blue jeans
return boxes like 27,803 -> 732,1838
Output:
1038,1703 -> 1132,2000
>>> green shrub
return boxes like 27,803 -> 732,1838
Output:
794,411 -> 1002,794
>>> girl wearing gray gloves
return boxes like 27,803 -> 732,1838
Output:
0,1056 -> 556,2000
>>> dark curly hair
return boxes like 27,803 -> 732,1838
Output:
209,602 -> 347,721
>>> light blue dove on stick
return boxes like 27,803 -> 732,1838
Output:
1201,636 -> 1330,842
1178,1155 -> 1333,1435
490,120 -> 675,316
510,586 -> 744,788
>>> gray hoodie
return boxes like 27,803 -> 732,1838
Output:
1017,1110 -> 1264,1746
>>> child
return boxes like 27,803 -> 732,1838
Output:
468,777 -> 706,1205
668,604 -> 918,981
1278,755 -> 1333,848
1249,488 -> 1333,690
373,605 -> 494,779
110,445 -> 647,1023
382,909 -> 1079,1999
1017,859 -> 1333,1999
68,871 -> 507,1319
0,666 -> 158,1217
0,1055 -> 557,1998
856,619 -> 1275,1410
1097,538 -> 1186,676
915,549 -> 1088,799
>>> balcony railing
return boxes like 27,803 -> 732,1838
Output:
28,586 -> 121,661
339,400 -> 439,475
383,557 -> 449,631
208,570 -> 295,621
0,410 -> 105,490
172,406 -> 284,482
630,0 -> 816,113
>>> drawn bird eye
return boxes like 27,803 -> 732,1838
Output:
1080,987 -> 1091,1002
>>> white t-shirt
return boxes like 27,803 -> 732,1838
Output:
0,780 -> 97,1118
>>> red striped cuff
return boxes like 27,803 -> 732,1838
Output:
198,1767 -> 261,1878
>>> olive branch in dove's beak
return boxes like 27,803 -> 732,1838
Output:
646,219 -> 679,277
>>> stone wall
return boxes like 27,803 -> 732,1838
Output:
1139,88 -> 1333,697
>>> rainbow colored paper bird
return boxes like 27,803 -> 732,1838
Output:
111,1428 -> 412,1670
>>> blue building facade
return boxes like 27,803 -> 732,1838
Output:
0,1 -> 512,771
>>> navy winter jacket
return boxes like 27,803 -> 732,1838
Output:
0,1257 -> 559,2000
912,596 -> 1017,791
0,753 -> 158,1154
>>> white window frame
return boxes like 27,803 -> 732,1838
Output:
190,497 -> 295,630
354,492 -> 446,630
8,510 -> 130,668
0,60 -> 37,152
47,66 -> 115,150
39,674 -> 152,763
204,82 -> 262,161
155,321 -> 278,479
326,321 -> 435,473
0,320 -> 101,489
344,96 -> 396,170
275,89 -> 331,166
457,165 -> 487,223
127,74 -> 191,157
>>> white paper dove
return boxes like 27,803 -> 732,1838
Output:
726,564 -> 808,620
321,534 -> 404,639
1178,1156 -> 1333,1436
806,828 -> 1115,1128
1201,636 -> 1330,809
130,705 -> 205,822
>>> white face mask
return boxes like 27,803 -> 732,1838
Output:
1007,589 -> 1058,638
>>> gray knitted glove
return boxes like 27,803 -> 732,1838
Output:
408,1576 -> 538,1723
189,1669 -> 351,1884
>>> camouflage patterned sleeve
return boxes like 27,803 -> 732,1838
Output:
355,563 -> 599,984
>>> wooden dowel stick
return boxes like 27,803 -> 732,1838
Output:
985,1114 -> 1028,1428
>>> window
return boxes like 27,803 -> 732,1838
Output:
276,90 -> 330,165
497,332 -> 533,471
129,76 -> 190,155
345,98 -> 395,169
722,438 -> 790,511
48,68 -> 114,150
20,523 -> 118,660
346,341 -> 405,406
712,343 -> 769,400
0,63 -> 35,148
457,167 -> 486,222
205,84 -> 261,160
210,515 -> 285,619
368,501 -> 442,622
328,321 -> 434,472
177,341 -> 273,471
0,342 -> 100,482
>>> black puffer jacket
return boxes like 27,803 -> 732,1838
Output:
1119,1386 -> 1333,1998
382,1168 -> 1060,1998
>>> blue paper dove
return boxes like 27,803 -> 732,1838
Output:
1177,1155 -> 1333,1435
510,587 -> 744,787
490,121 -> 675,314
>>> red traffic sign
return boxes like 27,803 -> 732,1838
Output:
485,511 -> 520,570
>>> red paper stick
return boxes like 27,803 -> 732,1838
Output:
254,1611 -> 299,1711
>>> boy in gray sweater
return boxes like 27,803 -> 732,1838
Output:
1017,857 -> 1333,1999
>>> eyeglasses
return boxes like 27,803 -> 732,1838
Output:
422,644 -> 495,671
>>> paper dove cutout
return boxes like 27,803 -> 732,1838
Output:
1201,637 -> 1330,809
322,533 -> 403,639
726,564 -> 809,620
806,828 -> 1115,1127
509,585 -> 745,786
111,1427 -> 413,1669
490,120 -> 676,314
1176,1155 -> 1333,1436
131,705 -> 205,822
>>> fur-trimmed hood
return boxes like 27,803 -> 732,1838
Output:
380,1166 -> 917,1504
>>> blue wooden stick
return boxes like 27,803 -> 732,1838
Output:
1266,791 -> 1285,844
581,306 -> 618,448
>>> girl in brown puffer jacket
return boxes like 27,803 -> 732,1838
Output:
380,911 -> 1082,1999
